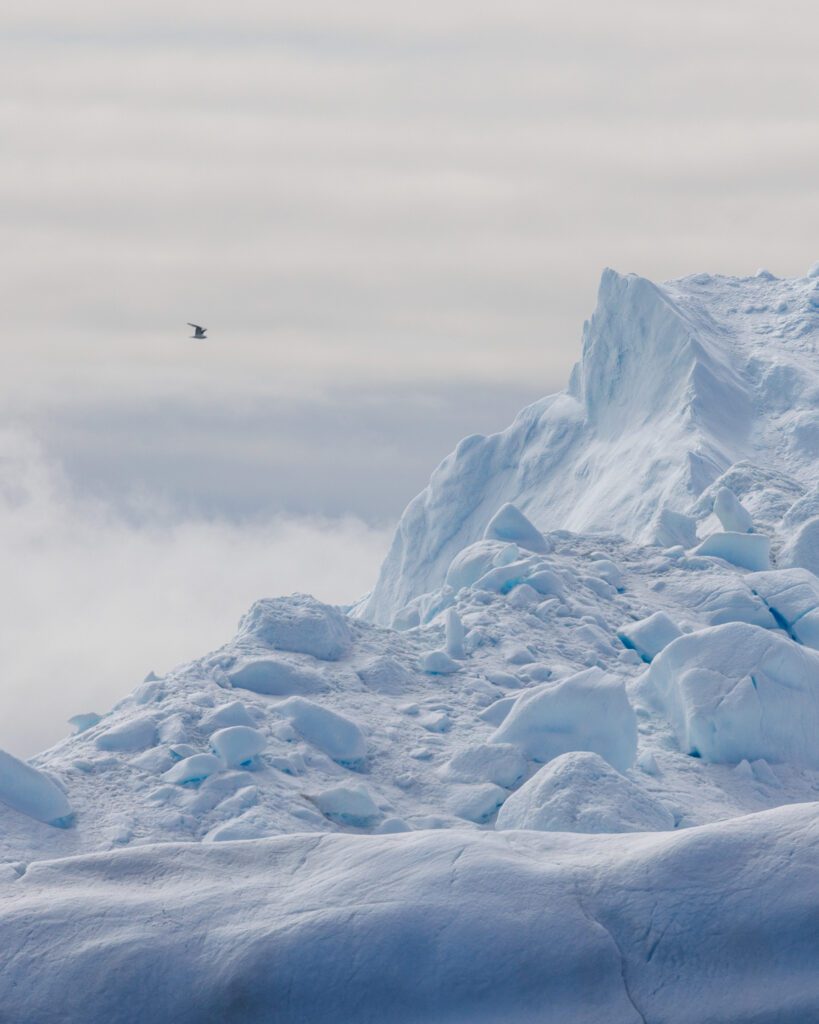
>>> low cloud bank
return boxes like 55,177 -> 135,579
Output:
0,429 -> 391,756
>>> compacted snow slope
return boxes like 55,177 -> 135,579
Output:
1,265 -> 818,1022
3,805 -> 818,1024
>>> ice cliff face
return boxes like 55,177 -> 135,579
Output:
362,267 -> 819,625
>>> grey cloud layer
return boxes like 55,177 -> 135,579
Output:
0,428 -> 392,756
29,381 -> 543,521
3,0 -> 817,410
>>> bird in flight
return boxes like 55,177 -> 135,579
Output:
187,323 -> 207,339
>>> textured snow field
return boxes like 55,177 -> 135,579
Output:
1,265 -> 818,1021
2,804 -> 817,1024
7,533 -> 818,861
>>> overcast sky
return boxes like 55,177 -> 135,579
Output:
1,0 -> 817,753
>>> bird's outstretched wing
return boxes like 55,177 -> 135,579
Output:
187,323 -> 204,330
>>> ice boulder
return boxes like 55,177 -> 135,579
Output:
746,567 -> 819,649
495,751 -> 674,833
526,569 -> 564,599
238,594 -> 351,661
478,696 -> 517,726
618,612 -> 682,663
589,558 -> 622,590
391,603 -> 421,631
276,697 -> 367,765
0,749 -> 73,827
375,817 -> 411,833
490,668 -> 638,772
440,743 -> 527,788
782,489 -> 819,529
420,650 -> 459,675
68,713 -> 100,735
227,656 -> 327,696
484,503 -> 548,553
444,540 -> 510,591
133,679 -> 163,705
778,516 -> 819,580
200,700 -> 256,732
95,716 -> 157,753
419,710 -> 452,733
474,560 -> 533,594
694,532 -> 770,571
169,743 -> 197,761
650,507 -> 698,548
492,543 -> 522,567
449,783 -> 507,824
157,714 -> 188,745
713,487 -> 754,533
312,784 -> 380,827
356,655 -> 416,694
637,622 -> 819,767
445,608 -> 465,659
162,753 -> 223,786
210,726 -> 266,768
204,814 -> 270,843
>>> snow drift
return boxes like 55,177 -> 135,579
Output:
2,803 -> 816,1024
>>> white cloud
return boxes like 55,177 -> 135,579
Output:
0,429 -> 391,757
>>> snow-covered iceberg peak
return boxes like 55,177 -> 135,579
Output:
573,269 -> 750,445
362,267 -> 819,625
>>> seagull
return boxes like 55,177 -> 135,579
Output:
187,323 -> 207,339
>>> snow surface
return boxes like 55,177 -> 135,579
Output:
3,265 -> 819,1020
747,567 -> 819,648
1,804 -> 816,1023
